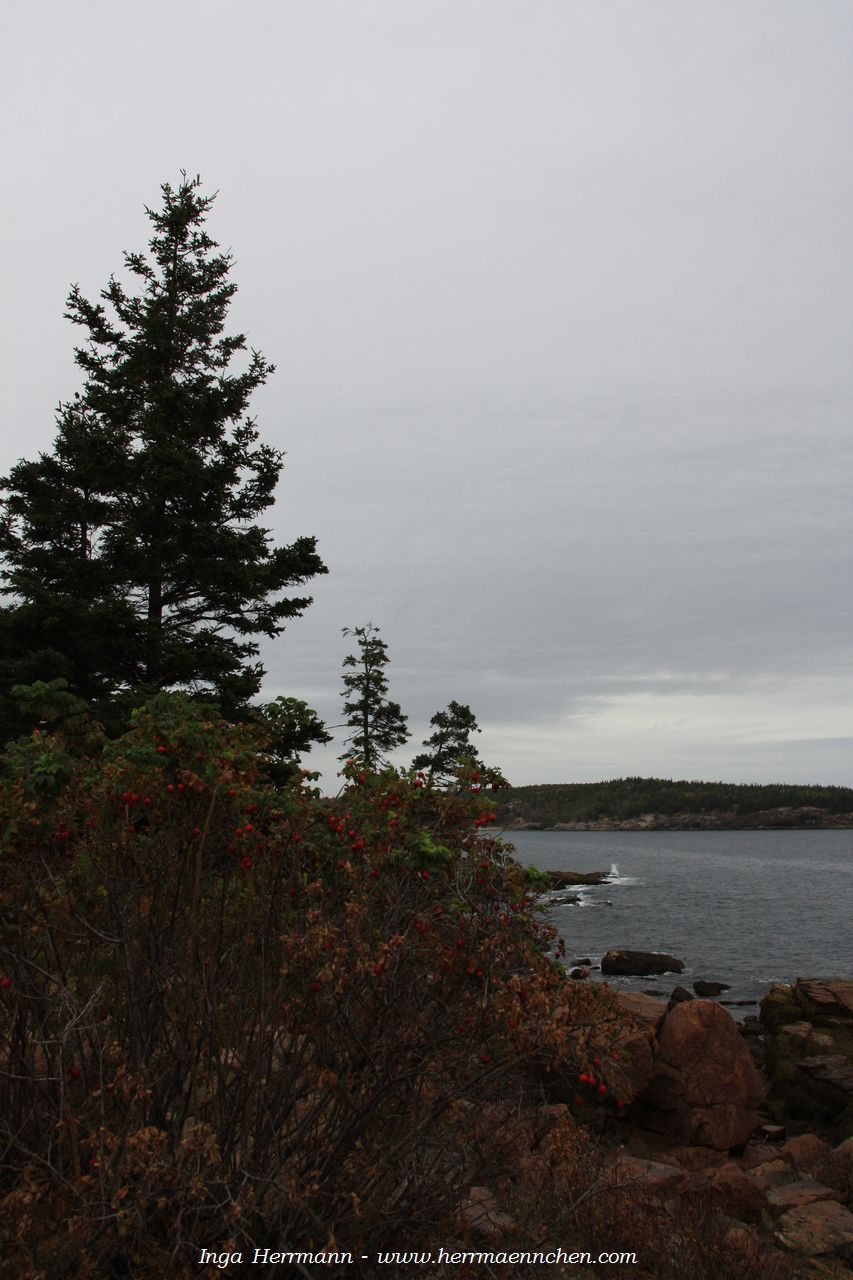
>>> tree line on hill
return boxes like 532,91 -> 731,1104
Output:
492,778 -> 853,826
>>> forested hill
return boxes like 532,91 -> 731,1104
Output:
492,778 -> 853,829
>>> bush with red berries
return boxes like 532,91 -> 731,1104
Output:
0,694 -> 637,1277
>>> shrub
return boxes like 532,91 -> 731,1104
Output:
0,696 -> 623,1277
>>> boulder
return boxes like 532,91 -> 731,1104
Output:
608,1154 -> 687,1196
693,980 -> 730,997
775,1198 -> 853,1257
765,1179 -> 842,1216
614,991 -> 668,1031
602,949 -> 685,976
696,1162 -> 763,1218
780,1132 -> 831,1175
794,977 -> 853,1019
634,999 -> 766,1150
742,1158 -> 798,1191
668,986 -> 694,1007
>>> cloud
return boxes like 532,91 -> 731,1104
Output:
2,1 -> 851,789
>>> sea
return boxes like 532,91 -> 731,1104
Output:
504,829 -> 853,1018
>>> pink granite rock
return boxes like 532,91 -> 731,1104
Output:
635,1000 -> 766,1150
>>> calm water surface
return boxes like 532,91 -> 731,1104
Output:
506,829 -> 853,1014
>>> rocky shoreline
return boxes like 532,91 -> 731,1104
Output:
447,977 -> 853,1275
555,978 -> 853,1271
505,805 -> 853,831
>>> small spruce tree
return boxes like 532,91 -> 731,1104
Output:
412,700 -> 484,786
0,174 -> 326,737
339,624 -> 409,770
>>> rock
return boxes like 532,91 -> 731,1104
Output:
834,1134 -> 853,1164
614,991 -> 669,1028
461,1186 -> 514,1237
573,958 -> 592,966
533,1103 -> 571,1140
696,1161 -> 766,1223
693,980 -> 730,997
604,1026 -> 657,1105
794,978 -> 853,1019
635,1000 -> 766,1150
545,870 -> 610,888
569,966 -> 590,980
668,986 -> 694,1006
721,1223 -> 763,1268
741,1143 -> 785,1171
761,983 -> 803,1031
760,978 -> 853,1144
765,1179 -> 842,1216
797,1054 -> 853,1095
775,1198 -> 853,1257
758,1123 -> 787,1143
780,1133 -> 831,1175
740,1015 -> 763,1037
742,1158 -> 798,1191
548,891 -> 580,906
602,949 -> 685,976
609,1154 -> 687,1195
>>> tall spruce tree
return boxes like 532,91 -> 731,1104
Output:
339,624 -> 409,770
412,701 -> 484,786
0,175 -> 326,736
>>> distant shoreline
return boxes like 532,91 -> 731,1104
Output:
496,809 -> 853,832
490,778 -> 853,832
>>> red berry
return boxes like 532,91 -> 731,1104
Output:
598,1083 -> 607,1095
156,746 -> 167,754
573,1095 -> 583,1107
0,976 -> 11,990
240,856 -> 252,869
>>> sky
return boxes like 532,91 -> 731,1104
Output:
2,1 -> 852,789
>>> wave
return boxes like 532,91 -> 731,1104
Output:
607,862 -> 640,886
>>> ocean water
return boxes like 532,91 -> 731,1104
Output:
504,829 -> 853,1016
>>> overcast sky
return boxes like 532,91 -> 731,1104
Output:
2,1 -> 852,788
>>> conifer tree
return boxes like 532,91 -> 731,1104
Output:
412,700 -> 484,786
0,175 -> 326,735
339,624 -> 409,769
